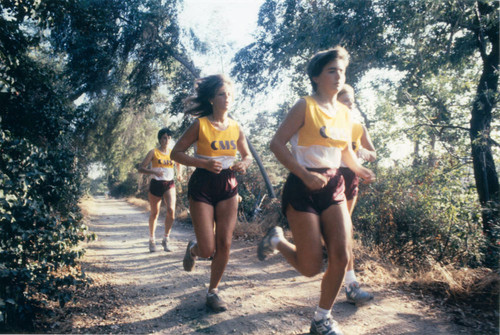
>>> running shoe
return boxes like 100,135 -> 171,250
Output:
206,291 -> 227,313
149,240 -> 156,252
257,226 -> 284,261
310,315 -> 344,335
345,281 -> 374,305
183,240 -> 197,271
162,238 -> 173,252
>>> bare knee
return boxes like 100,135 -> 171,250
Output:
328,248 -> 349,269
197,243 -> 215,259
299,260 -> 323,277
215,237 -> 232,256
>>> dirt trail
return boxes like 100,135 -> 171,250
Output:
57,197 -> 476,335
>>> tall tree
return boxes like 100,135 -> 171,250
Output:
469,1 -> 499,267
233,0 -> 499,266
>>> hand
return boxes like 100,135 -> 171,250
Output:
359,167 -> 376,184
302,171 -> 328,191
205,159 -> 223,174
230,161 -> 248,174
154,171 -> 163,178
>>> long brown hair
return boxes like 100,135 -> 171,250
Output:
184,74 -> 234,117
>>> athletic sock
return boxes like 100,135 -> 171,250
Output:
270,235 -> 282,249
313,306 -> 331,321
207,288 -> 218,296
344,270 -> 357,288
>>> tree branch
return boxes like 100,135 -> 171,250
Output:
414,123 -> 470,132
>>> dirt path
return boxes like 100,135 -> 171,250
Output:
56,197 -> 476,335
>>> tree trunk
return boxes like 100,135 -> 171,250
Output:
470,1 -> 499,268
246,139 -> 276,198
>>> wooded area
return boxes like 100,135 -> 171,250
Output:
0,0 -> 498,330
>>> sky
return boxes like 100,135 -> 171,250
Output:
178,0 -> 264,75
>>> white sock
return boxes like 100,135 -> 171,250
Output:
207,288 -> 218,296
313,306 -> 331,321
344,270 -> 357,287
270,235 -> 282,248
163,234 -> 169,240
149,236 -> 155,242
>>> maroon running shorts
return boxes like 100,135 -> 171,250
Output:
339,167 -> 359,201
282,167 -> 345,216
188,168 -> 238,206
149,179 -> 175,197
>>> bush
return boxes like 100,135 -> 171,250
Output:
0,130 -> 92,329
108,172 -> 141,198
354,164 -> 485,268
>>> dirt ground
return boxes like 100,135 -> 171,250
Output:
46,197 -> 488,335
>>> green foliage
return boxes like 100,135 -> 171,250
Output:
3,0 -> 198,198
84,177 -> 108,197
0,129 -> 92,328
354,164 -> 485,267
109,171 -> 141,198
49,0 -> 197,192
237,166 -> 270,220
233,0 -> 392,97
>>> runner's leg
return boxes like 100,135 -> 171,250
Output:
209,195 -> 238,291
148,192 -> 162,240
319,201 -> 352,309
163,187 -> 176,237
276,206 -> 324,277
188,198 -> 215,258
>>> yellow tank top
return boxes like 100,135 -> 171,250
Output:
195,116 -> 240,169
290,96 -> 351,169
151,148 -> 174,181
351,123 -> 363,152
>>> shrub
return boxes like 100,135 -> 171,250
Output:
0,129 -> 92,329
108,172 -> 141,198
354,164 -> 485,268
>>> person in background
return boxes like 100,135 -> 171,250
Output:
337,84 -> 377,305
257,46 -> 375,335
171,74 -> 252,313
138,127 -> 179,253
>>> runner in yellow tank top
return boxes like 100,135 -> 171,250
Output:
138,127 -> 180,253
257,46 -> 375,335
337,84 -> 377,306
171,74 -> 252,313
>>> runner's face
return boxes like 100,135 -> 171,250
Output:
159,133 -> 170,147
313,59 -> 346,94
210,84 -> 233,113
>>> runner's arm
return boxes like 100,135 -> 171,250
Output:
138,149 -> 162,178
171,119 -> 222,173
231,128 -> 252,174
270,98 -> 327,191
